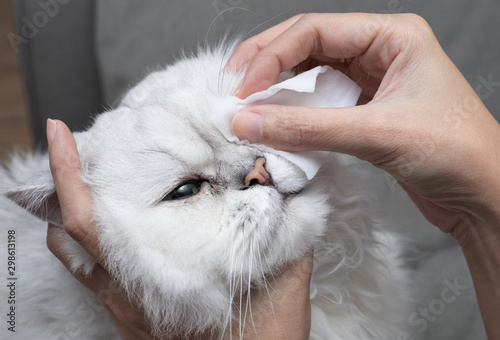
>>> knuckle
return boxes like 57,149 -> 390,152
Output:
235,38 -> 253,52
287,120 -> 317,147
49,164 -> 61,181
402,13 -> 429,27
49,149 -> 81,179
399,13 -> 434,39
374,14 -> 435,57
232,39 -> 261,69
49,166 -> 73,187
289,13 -> 307,24
265,108 -> 318,150
46,225 -> 70,262
299,13 -> 319,23
63,213 -> 92,245
46,227 -> 59,255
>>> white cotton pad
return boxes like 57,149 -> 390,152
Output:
211,65 -> 362,180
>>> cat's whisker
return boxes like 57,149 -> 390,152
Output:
227,239 -> 240,340
218,37 -> 240,96
261,251 -> 280,296
227,232 -> 243,338
241,248 -> 252,338
238,259 -> 244,340
256,241 -> 277,324
246,242 -> 261,339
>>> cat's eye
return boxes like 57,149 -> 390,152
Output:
163,182 -> 201,201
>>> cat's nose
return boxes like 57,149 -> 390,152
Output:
244,157 -> 272,186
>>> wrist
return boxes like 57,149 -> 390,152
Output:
455,216 -> 500,340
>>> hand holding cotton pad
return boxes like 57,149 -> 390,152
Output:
211,65 -> 362,180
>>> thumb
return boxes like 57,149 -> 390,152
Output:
231,104 -> 384,159
47,119 -> 100,259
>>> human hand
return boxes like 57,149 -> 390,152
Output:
228,13 -> 500,339
46,119 -> 155,340
45,119 -> 312,339
229,13 -> 500,239
226,253 -> 313,340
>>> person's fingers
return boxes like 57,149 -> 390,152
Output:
226,14 -> 305,73
232,104 -> 399,162
235,13 -> 424,99
47,222 -> 112,293
277,249 -> 314,288
47,119 -> 101,260
47,222 -> 155,338
236,251 -> 313,339
265,251 -> 313,338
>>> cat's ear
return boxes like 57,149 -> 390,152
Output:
4,172 -> 62,227
3,131 -> 93,227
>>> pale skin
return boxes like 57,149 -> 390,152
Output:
46,12 -> 500,339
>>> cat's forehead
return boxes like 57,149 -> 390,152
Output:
79,50 -> 250,188
121,52 -> 238,113
105,56 -> 238,156
87,103 -> 219,165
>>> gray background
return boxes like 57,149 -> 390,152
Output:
14,0 -> 500,147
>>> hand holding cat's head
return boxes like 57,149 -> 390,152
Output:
3,46 -> 331,335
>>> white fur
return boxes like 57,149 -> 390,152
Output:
0,43 -> 482,339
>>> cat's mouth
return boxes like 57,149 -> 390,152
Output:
239,179 -> 303,197
237,182 -> 303,214
240,178 -> 274,190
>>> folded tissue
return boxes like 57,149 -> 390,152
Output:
211,65 -> 362,180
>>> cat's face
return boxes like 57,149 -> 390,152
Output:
14,47 -> 332,335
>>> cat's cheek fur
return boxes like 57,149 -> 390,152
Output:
90,195 -> 234,334
86,172 -> 329,335
262,153 -> 309,194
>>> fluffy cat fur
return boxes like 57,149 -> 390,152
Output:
0,42 -> 481,339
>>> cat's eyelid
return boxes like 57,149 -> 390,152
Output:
160,177 -> 207,203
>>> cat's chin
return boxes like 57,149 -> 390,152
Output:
224,180 -> 330,282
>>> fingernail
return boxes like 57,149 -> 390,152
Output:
231,110 -> 262,143
47,118 -> 57,145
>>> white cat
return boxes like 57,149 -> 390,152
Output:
0,43 -> 480,339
